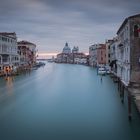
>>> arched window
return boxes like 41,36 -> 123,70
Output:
134,25 -> 139,37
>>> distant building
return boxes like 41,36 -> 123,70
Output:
18,41 -> 36,66
72,46 -> 79,53
0,32 -> 19,71
56,42 -> 71,63
89,44 -> 106,67
109,37 -> 118,75
117,14 -> 140,86
56,53 -> 72,63
89,44 -> 99,67
56,43 -> 87,64
73,53 -> 87,64
105,39 -> 113,65
62,42 -> 71,54
97,44 -> 106,65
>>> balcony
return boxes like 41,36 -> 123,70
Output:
0,50 -> 18,55
3,61 -> 10,65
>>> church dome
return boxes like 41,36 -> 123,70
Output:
62,42 -> 71,54
72,46 -> 79,53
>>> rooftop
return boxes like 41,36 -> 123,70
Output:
18,40 -> 36,46
0,32 -> 16,39
117,14 -> 140,34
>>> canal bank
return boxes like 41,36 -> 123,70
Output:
110,72 -> 140,121
0,63 -> 140,140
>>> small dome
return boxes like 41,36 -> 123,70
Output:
72,46 -> 79,53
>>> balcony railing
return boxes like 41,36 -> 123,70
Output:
0,50 -> 18,55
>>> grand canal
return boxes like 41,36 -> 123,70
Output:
0,63 -> 140,140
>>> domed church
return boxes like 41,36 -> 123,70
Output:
62,42 -> 71,54
72,46 -> 79,53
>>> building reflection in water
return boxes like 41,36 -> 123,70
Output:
5,76 -> 14,95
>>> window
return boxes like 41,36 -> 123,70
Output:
134,25 -> 139,37
113,46 -> 115,51
126,26 -> 128,31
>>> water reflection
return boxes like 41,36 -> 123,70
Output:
5,76 -> 14,95
100,75 -> 103,83
0,63 -> 140,140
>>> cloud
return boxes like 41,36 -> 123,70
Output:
0,0 -> 140,53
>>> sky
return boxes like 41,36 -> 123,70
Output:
0,0 -> 140,57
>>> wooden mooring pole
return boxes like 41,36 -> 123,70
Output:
121,85 -> 124,104
128,93 -> 132,121
118,78 -> 120,91
116,78 -> 132,121
120,82 -> 122,97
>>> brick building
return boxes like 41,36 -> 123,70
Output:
18,41 -> 36,67
97,44 -> 106,65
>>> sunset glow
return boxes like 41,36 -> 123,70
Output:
37,52 -> 58,59
38,52 -> 58,56
37,52 -> 89,59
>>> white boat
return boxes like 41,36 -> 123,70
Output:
105,66 -> 111,74
98,67 -> 106,75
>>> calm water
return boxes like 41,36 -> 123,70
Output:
0,63 -> 140,140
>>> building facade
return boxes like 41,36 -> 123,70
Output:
109,37 -> 118,75
105,39 -> 113,65
18,41 -> 36,67
117,14 -> 140,86
56,43 -> 87,64
97,44 -> 106,65
73,53 -> 87,64
56,53 -> 72,63
72,46 -> 79,53
89,44 -> 106,67
62,42 -> 71,54
89,44 -> 99,67
0,32 -> 19,71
